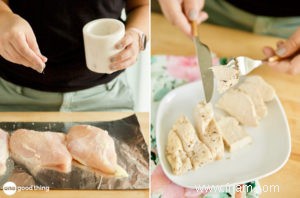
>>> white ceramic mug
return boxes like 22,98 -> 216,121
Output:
83,18 -> 125,74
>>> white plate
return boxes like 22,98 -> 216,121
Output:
156,80 -> 291,188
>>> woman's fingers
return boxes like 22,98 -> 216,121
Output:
289,55 -> 300,74
110,56 -> 137,71
262,46 -> 276,57
26,29 -> 48,62
111,46 -> 133,63
267,60 -> 294,74
275,28 -> 300,57
1,42 -> 34,68
0,13 -> 47,72
196,11 -> 209,24
109,30 -> 140,71
183,0 -> 205,21
11,33 -> 45,72
115,33 -> 134,50
171,11 -> 192,36
110,45 -> 138,70
268,55 -> 300,74
263,46 -> 300,74
159,0 -> 191,36
158,0 -> 207,36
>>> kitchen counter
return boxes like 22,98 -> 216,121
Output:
152,13 -> 300,198
0,112 -> 149,198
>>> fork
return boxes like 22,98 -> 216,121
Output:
226,56 -> 280,76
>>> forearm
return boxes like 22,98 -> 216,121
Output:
125,2 -> 149,38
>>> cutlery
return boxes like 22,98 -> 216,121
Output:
226,55 -> 280,76
192,21 -> 214,102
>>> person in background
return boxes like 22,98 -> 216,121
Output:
0,0 -> 149,111
154,0 -> 300,74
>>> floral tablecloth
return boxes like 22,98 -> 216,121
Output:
150,55 -> 262,198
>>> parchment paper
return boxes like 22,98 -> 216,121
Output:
0,114 -> 149,190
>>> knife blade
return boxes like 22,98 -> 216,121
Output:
192,21 -> 214,102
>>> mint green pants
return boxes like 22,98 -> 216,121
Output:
205,0 -> 300,38
0,74 -> 134,112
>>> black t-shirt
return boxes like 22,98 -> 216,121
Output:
226,0 -> 300,17
0,0 -> 125,92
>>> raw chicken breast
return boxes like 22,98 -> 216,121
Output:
66,125 -> 118,174
216,89 -> 259,126
244,76 -> 275,102
0,129 -> 9,175
10,129 -> 72,175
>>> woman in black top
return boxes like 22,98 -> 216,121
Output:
0,0 -> 149,111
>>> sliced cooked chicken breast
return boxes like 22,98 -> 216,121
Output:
211,65 -> 239,93
194,101 -> 214,133
194,102 -> 224,160
171,116 -> 213,170
217,116 -> 252,152
216,89 -> 259,126
166,130 -> 192,175
238,81 -> 267,119
244,76 -> 275,102
189,140 -> 213,168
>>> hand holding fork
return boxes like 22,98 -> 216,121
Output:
262,28 -> 300,75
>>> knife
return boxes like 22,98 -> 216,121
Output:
191,21 -> 214,102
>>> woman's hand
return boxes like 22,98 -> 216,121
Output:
0,12 -> 47,73
263,28 -> 300,75
158,0 -> 208,36
110,29 -> 140,71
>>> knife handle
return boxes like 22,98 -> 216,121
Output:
191,21 -> 198,37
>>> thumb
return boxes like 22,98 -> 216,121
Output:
183,0 -> 205,21
276,28 -> 300,58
